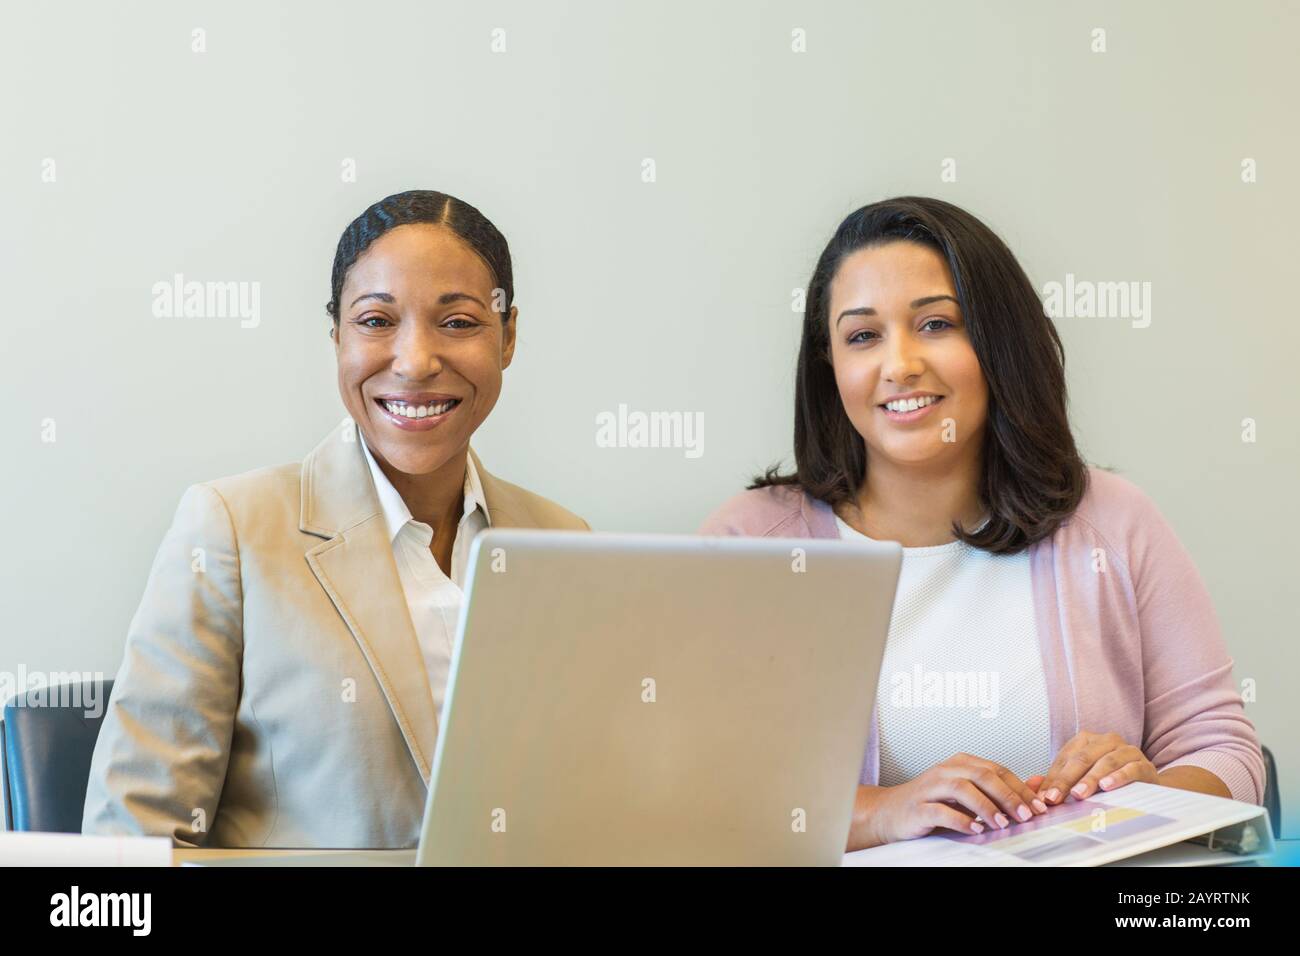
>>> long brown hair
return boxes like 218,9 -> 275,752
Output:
753,196 -> 1087,554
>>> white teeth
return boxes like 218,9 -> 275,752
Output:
381,399 -> 458,419
884,395 -> 939,413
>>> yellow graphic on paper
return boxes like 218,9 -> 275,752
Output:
1060,806 -> 1144,833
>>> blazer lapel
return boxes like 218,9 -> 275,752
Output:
299,417 -> 440,787
468,446 -> 547,529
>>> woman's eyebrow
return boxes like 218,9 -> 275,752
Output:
910,294 -> 959,309
348,291 -> 488,308
438,291 -> 488,308
350,291 -> 395,308
835,294 -> 959,327
836,306 -> 876,326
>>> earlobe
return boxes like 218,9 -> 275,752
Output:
501,306 -> 518,370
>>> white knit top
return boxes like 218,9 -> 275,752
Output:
836,515 -> 1054,787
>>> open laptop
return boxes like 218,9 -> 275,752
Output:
193,530 -> 901,866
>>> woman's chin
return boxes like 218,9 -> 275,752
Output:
868,440 -> 964,470
374,442 -> 464,477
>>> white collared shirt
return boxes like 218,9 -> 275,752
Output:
359,436 -> 490,720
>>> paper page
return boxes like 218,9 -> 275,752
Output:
0,832 -> 173,866
842,782 -> 1269,867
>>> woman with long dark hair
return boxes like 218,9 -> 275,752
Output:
700,197 -> 1263,850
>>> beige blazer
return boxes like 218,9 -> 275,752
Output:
82,417 -> 588,848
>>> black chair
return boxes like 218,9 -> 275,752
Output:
1262,745 -> 1282,838
2,679 -> 114,832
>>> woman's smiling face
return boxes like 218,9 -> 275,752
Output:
332,223 -> 516,476
827,240 -> 988,470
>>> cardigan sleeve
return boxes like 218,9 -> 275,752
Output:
698,492 -> 752,536
1118,483 -> 1265,805
697,486 -> 809,537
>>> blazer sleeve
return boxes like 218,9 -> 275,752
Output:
82,483 -> 244,846
1123,490 -> 1265,805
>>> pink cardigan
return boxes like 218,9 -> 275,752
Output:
698,467 -> 1265,805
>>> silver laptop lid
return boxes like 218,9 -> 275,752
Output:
417,530 -> 901,866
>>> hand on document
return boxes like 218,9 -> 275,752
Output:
1026,731 -> 1159,806
868,753 -> 1052,845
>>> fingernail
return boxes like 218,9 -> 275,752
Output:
1016,804 -> 1032,821
1099,776 -> 1114,789
1046,788 -> 1060,802
1032,799 -> 1048,814
995,813 -> 1009,828
971,822 -> 984,833
1072,782 -> 1087,797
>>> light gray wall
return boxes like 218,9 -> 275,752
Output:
2,1 -> 1295,834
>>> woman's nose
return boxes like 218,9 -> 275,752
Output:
390,323 -> 444,380
882,333 -> 925,383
